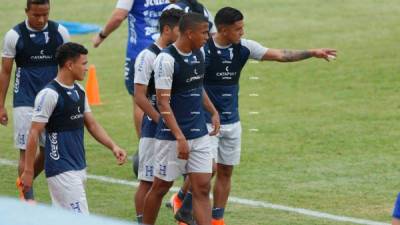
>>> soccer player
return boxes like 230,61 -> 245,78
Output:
133,8 -> 184,224
171,6 -> 337,225
205,7 -> 336,225
164,0 -> 216,34
0,0 -> 69,201
142,13 -> 220,225
20,42 -> 127,214
92,0 -> 172,139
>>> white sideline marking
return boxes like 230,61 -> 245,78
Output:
0,158 -> 390,225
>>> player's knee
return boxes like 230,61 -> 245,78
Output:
151,180 -> 172,197
193,180 -> 211,197
217,164 -> 233,178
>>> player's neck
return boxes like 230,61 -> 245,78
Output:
57,70 -> 75,86
157,36 -> 169,49
174,38 -> 192,53
214,33 -> 232,47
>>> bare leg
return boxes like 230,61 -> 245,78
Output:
19,147 -> 45,177
393,218 -> 400,225
135,180 -> 153,219
213,164 -> 233,208
143,177 -> 173,225
182,176 -> 191,193
18,150 -> 25,176
34,147 -> 45,178
190,172 -> 212,225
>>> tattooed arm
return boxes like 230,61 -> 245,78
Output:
262,48 -> 337,62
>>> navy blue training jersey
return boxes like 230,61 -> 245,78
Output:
13,21 -> 65,107
203,38 -> 250,124
44,81 -> 86,178
155,45 -> 208,140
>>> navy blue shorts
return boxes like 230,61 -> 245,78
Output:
124,57 -> 136,95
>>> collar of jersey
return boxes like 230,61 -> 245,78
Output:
172,44 -> 192,56
54,79 -> 75,89
25,19 -> 49,32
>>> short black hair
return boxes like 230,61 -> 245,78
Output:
179,12 -> 208,33
55,42 -> 88,67
215,7 -> 243,30
159,8 -> 185,34
27,0 -> 50,10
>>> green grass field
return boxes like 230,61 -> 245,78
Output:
1,0 -> 400,224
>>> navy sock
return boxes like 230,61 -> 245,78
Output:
181,192 -> 193,211
136,214 -> 143,224
212,207 -> 225,219
24,187 -> 34,200
177,188 -> 186,201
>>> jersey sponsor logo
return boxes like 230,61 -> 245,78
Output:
14,68 -> 21,93
70,113 -> 84,120
144,13 -> 161,37
49,132 -> 60,160
124,59 -> 131,79
30,49 -> 53,61
144,0 -> 169,7
128,14 -> 137,44
137,54 -> 146,72
186,73 -> 204,83
216,66 -> 237,80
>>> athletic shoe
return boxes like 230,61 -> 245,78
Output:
170,193 -> 183,214
175,207 -> 196,225
16,177 -> 36,204
16,177 -> 24,200
212,218 -> 226,225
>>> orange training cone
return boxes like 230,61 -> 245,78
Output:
85,64 -> 102,106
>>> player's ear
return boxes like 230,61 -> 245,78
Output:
165,25 -> 172,35
186,29 -> 192,40
64,60 -> 73,71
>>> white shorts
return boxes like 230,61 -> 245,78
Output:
13,107 -> 45,149
207,121 -> 242,166
47,169 -> 89,214
138,137 -> 156,182
154,135 -> 213,182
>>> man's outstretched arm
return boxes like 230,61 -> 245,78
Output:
262,48 -> 337,62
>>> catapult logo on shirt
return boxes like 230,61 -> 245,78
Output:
215,66 -> 237,80
30,49 -> 53,61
